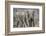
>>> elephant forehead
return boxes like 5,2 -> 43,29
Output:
16,12 -> 25,15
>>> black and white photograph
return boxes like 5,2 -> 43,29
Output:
5,2 -> 45,35
13,8 -> 39,28
10,4 -> 44,32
